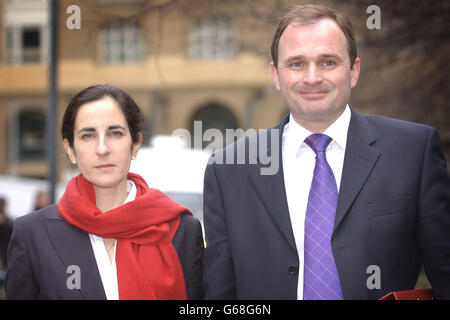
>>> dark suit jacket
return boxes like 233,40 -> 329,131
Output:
0,218 -> 13,268
203,108 -> 450,300
6,204 -> 204,300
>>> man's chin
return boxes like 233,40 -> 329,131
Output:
290,106 -> 345,130
293,108 -> 333,121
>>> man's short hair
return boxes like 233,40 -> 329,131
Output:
270,4 -> 357,68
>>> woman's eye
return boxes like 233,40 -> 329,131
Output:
81,134 -> 94,139
110,131 -> 123,137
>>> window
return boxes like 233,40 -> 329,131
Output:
18,110 -> 46,161
6,28 -> 14,63
22,27 -> 41,63
189,102 -> 239,149
5,26 -> 43,64
190,15 -> 235,60
2,0 -> 48,64
99,21 -> 143,64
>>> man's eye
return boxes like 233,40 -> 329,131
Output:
290,62 -> 305,69
322,60 -> 336,67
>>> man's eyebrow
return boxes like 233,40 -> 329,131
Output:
318,54 -> 341,60
285,53 -> 342,61
285,54 -> 307,62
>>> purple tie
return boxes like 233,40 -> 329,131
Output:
303,134 -> 344,300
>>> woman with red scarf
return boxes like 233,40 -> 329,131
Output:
5,85 -> 204,300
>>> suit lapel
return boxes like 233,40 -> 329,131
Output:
248,115 -> 297,251
244,109 -> 380,251
334,110 -> 381,233
44,207 -> 106,300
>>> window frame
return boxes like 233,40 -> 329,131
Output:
98,20 -> 143,64
189,15 -> 235,61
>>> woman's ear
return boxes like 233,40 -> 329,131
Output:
131,132 -> 143,160
63,138 -> 77,164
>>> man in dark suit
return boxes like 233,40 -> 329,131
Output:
0,197 -> 13,272
202,4 -> 450,300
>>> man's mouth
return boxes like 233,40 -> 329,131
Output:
299,91 -> 328,99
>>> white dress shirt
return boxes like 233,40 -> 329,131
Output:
282,105 -> 351,300
88,180 -> 136,300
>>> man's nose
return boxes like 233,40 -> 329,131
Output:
303,64 -> 323,84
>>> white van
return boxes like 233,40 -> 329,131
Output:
130,135 -> 210,224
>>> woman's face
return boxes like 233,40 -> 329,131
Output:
63,96 -> 142,190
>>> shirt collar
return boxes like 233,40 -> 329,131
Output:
285,104 -> 351,152
323,104 -> 351,151
124,180 -> 137,204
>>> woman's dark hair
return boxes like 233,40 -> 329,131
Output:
61,84 -> 143,147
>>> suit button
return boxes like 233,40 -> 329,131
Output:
288,266 -> 298,275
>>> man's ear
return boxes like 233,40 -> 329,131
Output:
131,132 -> 143,160
270,61 -> 281,91
350,57 -> 361,88
63,139 -> 77,164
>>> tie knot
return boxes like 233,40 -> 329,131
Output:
305,134 -> 332,153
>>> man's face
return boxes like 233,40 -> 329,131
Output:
270,18 -> 360,131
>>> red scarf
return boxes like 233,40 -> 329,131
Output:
57,173 -> 190,300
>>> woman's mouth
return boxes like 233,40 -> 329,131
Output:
95,164 -> 114,170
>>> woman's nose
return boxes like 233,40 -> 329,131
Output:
96,136 -> 110,156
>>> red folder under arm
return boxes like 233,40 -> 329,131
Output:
379,289 -> 434,300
